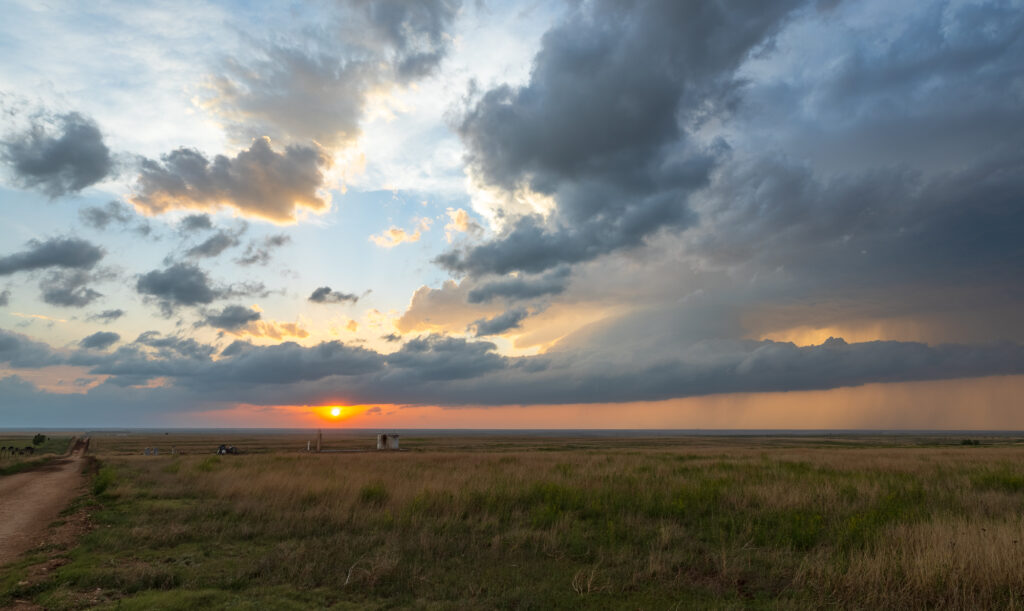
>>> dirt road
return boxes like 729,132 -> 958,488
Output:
0,440 -> 88,566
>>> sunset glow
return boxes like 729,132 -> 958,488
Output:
0,0 -> 1020,428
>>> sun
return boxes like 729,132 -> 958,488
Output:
330,407 -> 342,418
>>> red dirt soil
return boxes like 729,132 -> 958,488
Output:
0,439 -> 88,566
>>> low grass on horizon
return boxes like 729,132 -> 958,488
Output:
6,436 -> 1024,609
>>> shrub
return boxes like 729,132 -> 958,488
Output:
32,433 -> 47,446
93,466 -> 116,496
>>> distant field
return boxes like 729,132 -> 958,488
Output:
0,435 -> 73,475
5,434 -> 1024,609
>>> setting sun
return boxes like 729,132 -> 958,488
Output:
330,407 -> 341,418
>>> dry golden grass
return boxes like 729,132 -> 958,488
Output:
7,434 -> 1024,609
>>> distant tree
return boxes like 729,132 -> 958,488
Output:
32,433 -> 47,446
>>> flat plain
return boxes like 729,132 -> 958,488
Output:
3,432 -> 1024,609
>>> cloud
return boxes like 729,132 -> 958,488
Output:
1,111 -> 113,197
79,201 -> 133,230
202,0 -> 460,147
130,137 -> 332,223
201,304 -> 261,330
178,214 -> 213,233
0,289 -> 9,307
370,218 -> 432,248
132,331 -> 216,361
88,309 -> 125,324
39,269 -> 103,308
79,331 -> 120,350
384,335 -> 506,381
440,0 -> 801,276
444,207 -> 483,243
0,237 -> 104,276
308,286 -> 359,304
471,308 -> 529,337
136,263 -> 218,314
236,234 -> 290,266
467,266 -> 570,304
185,229 -> 243,259
0,328 -> 63,368
229,320 -> 310,340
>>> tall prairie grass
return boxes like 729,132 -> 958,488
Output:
13,436 -> 1024,609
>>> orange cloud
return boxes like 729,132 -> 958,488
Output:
370,218 -> 432,248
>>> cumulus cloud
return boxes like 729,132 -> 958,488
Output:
79,331 -> 120,350
79,201 -> 133,230
130,137 -> 331,223
135,262 -> 272,316
467,266 -> 570,304
308,286 -> 359,304
440,0 -> 800,276
201,304 -> 261,330
203,0 -> 460,147
88,309 -> 125,324
39,270 -> 103,308
444,207 -> 483,243
370,218 -> 432,248
471,307 -> 529,337
185,229 -> 243,259
136,263 -> 217,314
0,328 -> 63,368
1,111 -> 113,197
236,234 -> 290,266
0,237 -> 104,276
178,214 -> 213,233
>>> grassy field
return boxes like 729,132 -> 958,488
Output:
0,434 -> 73,476
5,433 -> 1024,609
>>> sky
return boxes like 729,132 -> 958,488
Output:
0,0 -> 1022,429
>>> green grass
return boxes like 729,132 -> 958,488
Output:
10,437 -> 1024,609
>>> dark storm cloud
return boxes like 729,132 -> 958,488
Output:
205,0 -> 460,147
78,331 -> 120,350
471,308 -> 528,337
88,309 -> 125,324
178,214 -> 213,233
39,270 -> 103,307
308,286 -> 359,304
1,112 -> 112,197
236,234 -> 290,266
442,0 -> 800,276
689,149 -> 1024,303
131,138 -> 331,223
0,237 -> 103,275
201,305 -> 261,330
136,263 -> 217,313
185,229 -> 242,259
466,266 -> 570,303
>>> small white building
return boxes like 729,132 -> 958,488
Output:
376,433 -> 400,450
